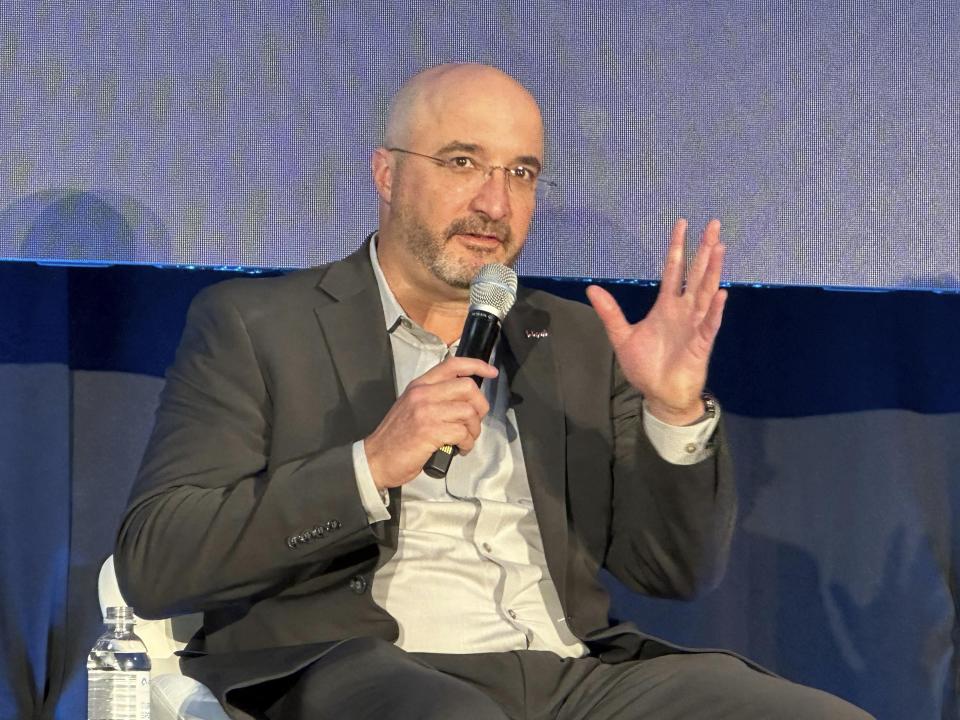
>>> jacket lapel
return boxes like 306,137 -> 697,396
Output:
313,244 -> 397,435
312,244 -> 401,548
310,255 -> 572,576
501,292 -> 570,603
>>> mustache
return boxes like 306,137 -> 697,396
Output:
446,217 -> 512,244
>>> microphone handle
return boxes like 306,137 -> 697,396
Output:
422,309 -> 501,479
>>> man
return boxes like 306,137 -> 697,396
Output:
115,64 -> 871,719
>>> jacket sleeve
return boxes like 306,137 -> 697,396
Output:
603,359 -> 737,600
114,284 -> 378,619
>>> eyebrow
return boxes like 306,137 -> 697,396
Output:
434,141 -> 543,173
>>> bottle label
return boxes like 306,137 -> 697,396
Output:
88,669 -> 150,720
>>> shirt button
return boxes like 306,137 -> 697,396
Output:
507,609 -> 517,620
482,542 -> 492,553
684,442 -> 698,454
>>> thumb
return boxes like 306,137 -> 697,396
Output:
586,285 -> 630,344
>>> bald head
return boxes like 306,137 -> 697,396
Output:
384,64 -> 544,150
371,63 -> 544,301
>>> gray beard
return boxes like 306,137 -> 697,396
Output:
401,213 -> 516,290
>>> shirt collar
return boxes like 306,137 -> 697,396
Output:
368,232 -> 408,334
368,233 -> 465,352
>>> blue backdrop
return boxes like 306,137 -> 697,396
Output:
0,259 -> 957,719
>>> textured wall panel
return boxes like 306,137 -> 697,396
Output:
0,0 -> 957,289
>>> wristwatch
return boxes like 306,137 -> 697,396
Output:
702,391 -> 717,418
689,392 -> 717,425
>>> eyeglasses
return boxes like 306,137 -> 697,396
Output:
386,147 -> 557,197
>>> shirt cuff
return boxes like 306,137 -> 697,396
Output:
641,400 -> 721,465
352,440 -> 391,523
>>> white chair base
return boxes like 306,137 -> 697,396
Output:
98,556 -> 229,720
152,674 -> 229,720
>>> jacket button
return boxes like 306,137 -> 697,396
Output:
348,575 -> 367,594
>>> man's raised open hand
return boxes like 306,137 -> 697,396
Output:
586,218 -> 727,426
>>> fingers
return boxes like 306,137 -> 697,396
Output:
405,376 -> 491,425
411,356 -> 498,386
684,218 -> 720,290
659,218 -> 688,296
432,401 -> 484,453
364,363 -> 495,489
586,284 -> 630,345
693,241 -> 726,314
699,287 -> 728,346
682,220 -> 726,344
659,218 -> 724,310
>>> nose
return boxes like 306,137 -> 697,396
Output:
468,167 -> 512,221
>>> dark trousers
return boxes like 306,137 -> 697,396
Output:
249,636 -> 874,720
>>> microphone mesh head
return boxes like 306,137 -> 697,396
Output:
469,263 -> 518,320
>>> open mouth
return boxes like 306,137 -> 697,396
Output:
454,232 -> 502,246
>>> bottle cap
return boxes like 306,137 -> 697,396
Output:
105,606 -> 136,624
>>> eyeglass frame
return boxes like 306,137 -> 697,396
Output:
384,146 -> 558,194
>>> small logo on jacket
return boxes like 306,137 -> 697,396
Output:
524,329 -> 549,339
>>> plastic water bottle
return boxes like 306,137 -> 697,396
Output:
87,606 -> 151,720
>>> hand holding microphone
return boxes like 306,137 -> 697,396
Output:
422,263 -> 518,478
363,263 -> 518,490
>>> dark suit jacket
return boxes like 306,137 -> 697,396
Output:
114,242 -> 736,716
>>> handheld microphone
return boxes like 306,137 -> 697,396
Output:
422,263 -> 518,479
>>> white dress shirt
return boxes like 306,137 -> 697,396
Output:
350,238 -> 719,656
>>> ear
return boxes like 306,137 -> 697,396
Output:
371,147 -> 393,204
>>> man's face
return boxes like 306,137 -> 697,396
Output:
385,76 -> 544,289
